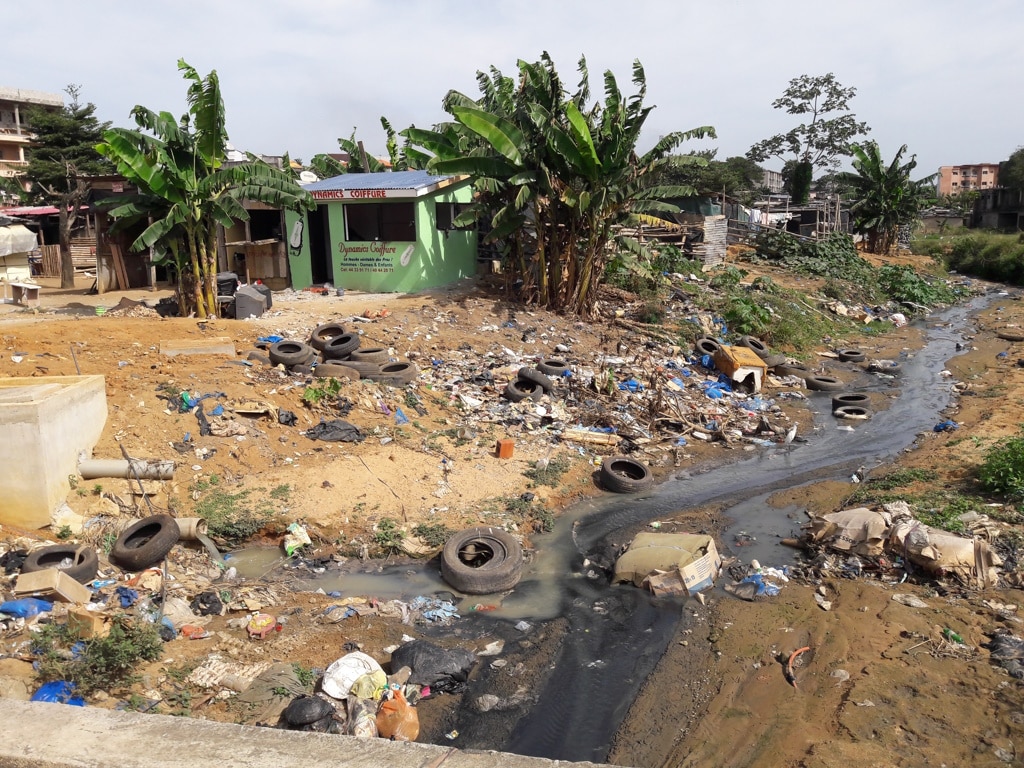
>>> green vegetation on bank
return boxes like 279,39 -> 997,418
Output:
914,231 -> 1024,285
607,232 -> 961,353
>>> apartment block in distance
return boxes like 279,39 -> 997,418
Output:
936,163 -> 1000,197
0,87 -> 64,191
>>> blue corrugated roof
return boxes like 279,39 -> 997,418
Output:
303,170 -> 460,192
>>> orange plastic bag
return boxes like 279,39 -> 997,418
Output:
375,689 -> 419,741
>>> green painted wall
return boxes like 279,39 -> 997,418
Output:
286,183 -> 477,292
284,210 -> 313,289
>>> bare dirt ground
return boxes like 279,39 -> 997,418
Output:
2,262 -> 1023,767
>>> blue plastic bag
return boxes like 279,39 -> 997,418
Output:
116,586 -> 138,608
394,406 -> 411,426
0,597 -> 52,617
31,681 -> 85,706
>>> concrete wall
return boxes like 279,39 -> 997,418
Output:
0,699 -> 612,768
0,376 -> 107,528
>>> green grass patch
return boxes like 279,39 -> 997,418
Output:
412,522 -> 453,547
523,455 -> 572,487
190,477 -> 276,545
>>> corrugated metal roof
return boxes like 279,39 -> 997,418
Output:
303,170 -> 460,192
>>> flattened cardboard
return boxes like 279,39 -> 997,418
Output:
13,568 -> 92,603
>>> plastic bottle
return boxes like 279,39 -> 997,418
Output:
943,628 -> 964,644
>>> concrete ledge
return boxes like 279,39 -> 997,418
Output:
0,699 -> 611,768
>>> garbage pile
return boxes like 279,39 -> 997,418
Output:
243,316 -> 819,467
798,500 -> 1004,588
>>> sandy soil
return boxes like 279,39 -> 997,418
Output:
2,264 -> 1023,767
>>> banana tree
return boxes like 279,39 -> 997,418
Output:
837,140 -> 935,254
96,60 -> 313,316
405,53 -> 713,315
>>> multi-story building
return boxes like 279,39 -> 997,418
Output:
0,87 -> 64,192
762,168 -> 784,194
936,163 -> 1000,197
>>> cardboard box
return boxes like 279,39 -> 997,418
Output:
614,533 -> 722,596
13,568 -> 92,603
67,607 -> 110,638
713,345 -> 768,393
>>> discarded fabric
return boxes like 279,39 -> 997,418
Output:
305,419 -> 365,442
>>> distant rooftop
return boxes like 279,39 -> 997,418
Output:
0,87 -> 63,107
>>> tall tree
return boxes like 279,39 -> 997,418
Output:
23,86 -> 112,288
747,74 -> 869,205
1001,146 -> 1024,191
96,60 -> 313,316
836,141 -> 934,254
403,53 -> 713,316
659,153 -> 766,204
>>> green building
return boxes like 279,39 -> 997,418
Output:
285,170 -> 477,292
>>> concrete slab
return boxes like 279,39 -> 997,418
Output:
0,699 -> 614,768
0,375 -> 107,528
160,337 -> 236,357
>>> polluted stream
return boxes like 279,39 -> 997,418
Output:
235,293 -> 990,763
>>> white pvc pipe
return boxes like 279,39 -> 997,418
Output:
78,459 -> 175,481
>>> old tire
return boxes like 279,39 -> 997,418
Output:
737,336 -> 770,359
837,349 -> 866,363
313,363 -> 360,380
805,375 -> 844,392
110,515 -> 181,571
774,362 -> 811,379
833,405 -> 870,420
763,354 -> 787,369
537,358 -> 571,376
269,340 -> 316,367
832,393 -> 870,410
694,338 -> 721,356
349,347 -> 390,365
503,380 -> 543,402
367,362 -> 418,386
600,456 -> 653,493
996,331 -> 1024,342
21,544 -> 99,584
335,360 -> 381,377
441,527 -> 523,594
517,367 -> 554,392
867,360 -> 902,375
309,323 -> 346,352
322,333 -> 361,360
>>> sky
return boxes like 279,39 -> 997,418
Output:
4,0 -> 1022,178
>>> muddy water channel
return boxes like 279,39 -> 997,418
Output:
254,294 -> 990,762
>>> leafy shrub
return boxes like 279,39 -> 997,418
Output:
372,517 -> 403,553
978,430 -> 1024,498
33,616 -> 163,695
876,264 -> 955,306
723,297 -> 771,336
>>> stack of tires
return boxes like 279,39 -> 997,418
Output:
263,321 -> 420,388
502,358 -> 571,402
